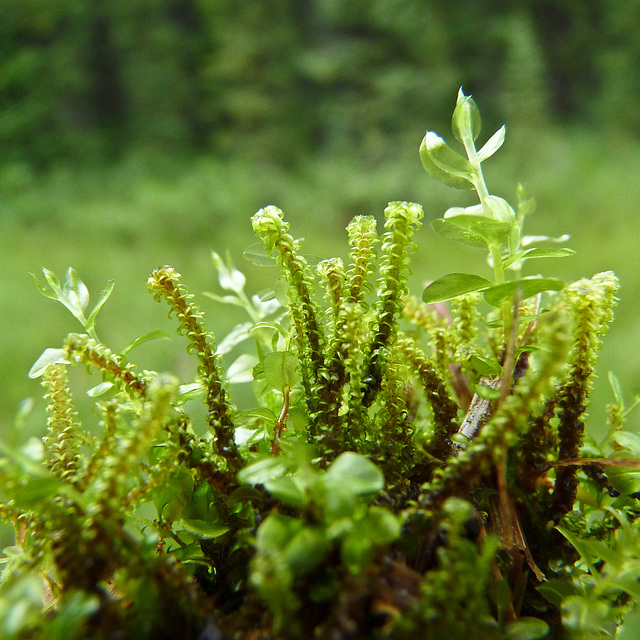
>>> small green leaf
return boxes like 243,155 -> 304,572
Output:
243,242 -> 276,266
517,184 -> 537,222
536,578 -> 582,608
611,430 -> 640,455
442,212 -> 512,248
28,348 -> 69,378
556,526 -> 611,574
431,217 -> 487,249
422,273 -> 493,304
33,269 -> 61,301
255,513 -> 302,553
605,463 -> 640,496
262,351 -> 300,390
212,250 -> 246,292
85,279 -> 115,328
452,88 -> 482,143
483,277 -> 564,308
325,452 -> 384,495
561,595 -> 614,636
64,268 -> 90,313
474,382 -> 501,401
522,233 -> 570,247
181,519 -> 230,540
477,125 -> 506,162
363,506 -> 401,545
227,353 -> 259,384
608,371 -> 625,408
264,476 -> 306,508
13,476 -> 64,509
284,526 -> 329,575
470,355 -> 502,377
217,322 -> 253,355
340,508 -> 400,574
87,382 -> 114,397
503,247 -> 576,269
419,132 -> 477,190
617,602 -> 640,639
176,382 -> 205,405
238,455 -> 296,486
505,617 -> 549,640
121,330 -> 170,356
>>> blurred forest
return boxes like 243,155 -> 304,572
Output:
2,0 -> 640,165
1,0 -> 640,437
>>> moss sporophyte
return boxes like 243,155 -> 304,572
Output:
1,90 -> 639,639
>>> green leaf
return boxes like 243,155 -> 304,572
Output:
504,617 -> 549,640
176,382 -> 205,405
262,351 -> 300,390
483,277 -> 564,308
431,217 -> 487,249
238,455 -> 296,486
243,242 -> 276,266
503,247 -> 576,269
617,602 -> 640,639
452,88 -> 482,143
86,382 -> 114,397
212,250 -> 246,292
181,519 -> 229,539
151,471 -> 194,521
255,513 -> 302,554
64,267 -> 90,313
474,382 -> 501,401
340,508 -> 400,574
121,330 -> 170,356
477,125 -> 506,162
419,132 -> 477,190
522,233 -> 570,247
284,526 -> 329,575
363,506 -> 401,545
470,355 -> 502,377
556,526 -> 613,574
33,267 -> 61,300
264,476 -> 306,508
608,371 -> 625,408
85,279 -> 115,329
217,322 -> 253,355
422,273 -> 493,303
605,463 -> 640,496
28,348 -> 69,378
561,595 -> 614,636
13,476 -> 65,509
484,195 -> 520,252
325,452 -> 384,495
611,430 -> 640,455
536,578 -> 582,608
442,212 -> 512,248
227,353 -> 259,384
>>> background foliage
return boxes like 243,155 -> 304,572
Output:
1,0 -> 639,440
2,0 -> 640,166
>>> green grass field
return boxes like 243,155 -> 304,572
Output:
1,126 -> 639,444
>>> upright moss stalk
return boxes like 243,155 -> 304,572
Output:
147,266 -> 239,470
551,271 -> 620,518
251,206 -> 326,408
362,201 -> 423,405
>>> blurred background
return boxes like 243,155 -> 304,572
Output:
1,0 -> 639,443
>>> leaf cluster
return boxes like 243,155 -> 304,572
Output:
0,91 -> 638,640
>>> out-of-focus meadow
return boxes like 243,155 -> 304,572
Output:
1,1 -> 639,443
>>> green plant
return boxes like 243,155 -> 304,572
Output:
1,90 -> 638,639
